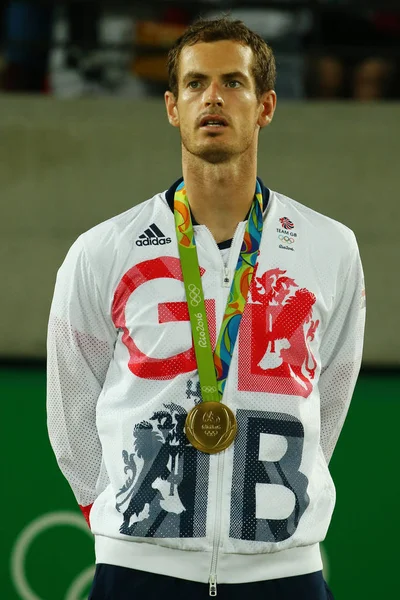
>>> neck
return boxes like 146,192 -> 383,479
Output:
182,151 -> 258,244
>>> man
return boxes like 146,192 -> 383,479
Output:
47,17 -> 365,600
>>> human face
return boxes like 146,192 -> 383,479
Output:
165,40 -> 275,164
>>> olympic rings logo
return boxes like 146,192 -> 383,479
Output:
201,386 -> 217,394
278,235 -> 295,244
188,283 -> 202,307
10,511 -> 95,600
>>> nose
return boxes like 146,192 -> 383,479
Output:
204,80 -> 224,107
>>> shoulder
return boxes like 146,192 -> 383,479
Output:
67,191 -> 170,261
57,191 -> 171,281
82,192 -> 168,245
270,190 -> 359,255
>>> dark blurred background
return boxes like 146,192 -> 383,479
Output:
0,0 -> 399,100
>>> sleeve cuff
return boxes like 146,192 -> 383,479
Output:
79,503 -> 93,528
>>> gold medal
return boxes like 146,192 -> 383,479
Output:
185,402 -> 237,454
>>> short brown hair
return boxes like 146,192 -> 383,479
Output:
167,16 -> 276,100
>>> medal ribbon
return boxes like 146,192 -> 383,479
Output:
174,180 -> 263,402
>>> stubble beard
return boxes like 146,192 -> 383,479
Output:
181,134 -> 234,164
181,126 -> 256,165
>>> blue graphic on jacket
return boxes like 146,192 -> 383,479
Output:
116,400 -> 209,538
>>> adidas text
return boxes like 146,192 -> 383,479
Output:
136,237 -> 172,247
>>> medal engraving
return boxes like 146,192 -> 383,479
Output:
185,402 -> 237,454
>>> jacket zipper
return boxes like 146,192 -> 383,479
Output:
200,222 -> 245,289
197,223 -> 245,596
208,453 -> 224,596
222,267 -> 231,287
221,221 -> 242,287
209,575 -> 217,596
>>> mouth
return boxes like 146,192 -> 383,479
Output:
200,115 -> 228,129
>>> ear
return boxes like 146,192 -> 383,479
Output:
165,91 -> 180,128
258,90 -> 277,129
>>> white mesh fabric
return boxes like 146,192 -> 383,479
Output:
319,235 -> 366,464
47,237 -> 117,506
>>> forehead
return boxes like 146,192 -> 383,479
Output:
178,40 -> 254,79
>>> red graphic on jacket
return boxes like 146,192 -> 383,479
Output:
238,267 -> 319,398
112,257 -> 216,379
112,259 -> 319,398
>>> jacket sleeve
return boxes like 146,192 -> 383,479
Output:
319,232 -> 366,464
46,235 -> 117,526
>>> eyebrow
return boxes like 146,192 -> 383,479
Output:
182,71 -> 250,84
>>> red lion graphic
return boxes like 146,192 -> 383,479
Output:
238,267 -> 320,398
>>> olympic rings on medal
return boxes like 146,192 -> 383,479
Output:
188,283 -> 202,306
278,235 -> 295,244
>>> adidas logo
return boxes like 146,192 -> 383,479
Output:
135,223 -> 172,247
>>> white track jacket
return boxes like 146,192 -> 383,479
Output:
47,177 -> 365,590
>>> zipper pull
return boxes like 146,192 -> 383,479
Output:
209,575 -> 217,596
222,268 -> 231,288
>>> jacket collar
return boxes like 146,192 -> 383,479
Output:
165,176 -> 270,225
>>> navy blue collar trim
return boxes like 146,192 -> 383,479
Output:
165,176 -> 270,249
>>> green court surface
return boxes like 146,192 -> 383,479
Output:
1,368 -> 398,599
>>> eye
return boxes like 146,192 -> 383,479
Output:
188,81 -> 201,89
227,80 -> 241,88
